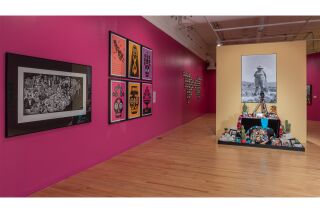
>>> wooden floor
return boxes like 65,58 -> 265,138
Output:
32,114 -> 320,197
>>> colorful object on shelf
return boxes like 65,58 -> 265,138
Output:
219,111 -> 304,151
270,105 -> 277,114
279,125 -> 283,137
241,125 -> 246,143
261,118 -> 268,129
242,103 -> 248,115
284,120 -> 291,134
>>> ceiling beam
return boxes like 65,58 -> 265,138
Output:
222,34 -> 296,43
214,19 -> 320,32
256,17 -> 265,43
292,17 -> 312,40
204,16 -> 222,44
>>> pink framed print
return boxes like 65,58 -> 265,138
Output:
141,83 -> 152,116
142,46 -> 152,81
109,79 -> 127,123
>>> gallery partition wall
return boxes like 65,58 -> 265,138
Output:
216,41 -> 307,147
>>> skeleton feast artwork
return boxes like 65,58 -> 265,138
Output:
5,53 -> 91,137
182,71 -> 202,104
110,80 -> 127,123
241,54 -> 277,103
18,67 -> 87,124
23,72 -> 83,116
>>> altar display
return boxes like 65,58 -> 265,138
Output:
218,92 -> 305,152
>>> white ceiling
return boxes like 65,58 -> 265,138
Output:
144,16 -> 320,68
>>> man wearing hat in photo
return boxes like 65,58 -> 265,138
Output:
253,65 -> 268,96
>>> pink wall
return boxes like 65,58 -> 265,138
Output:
0,16 -> 209,196
307,53 -> 320,121
206,69 -> 216,113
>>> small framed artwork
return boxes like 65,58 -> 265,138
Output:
229,129 -> 237,136
127,40 -> 141,79
142,46 -> 152,81
127,81 -> 141,119
290,138 -> 303,148
5,53 -> 92,137
307,84 -> 312,105
281,139 -> 292,147
109,79 -> 127,124
141,83 -> 152,116
109,32 -> 127,78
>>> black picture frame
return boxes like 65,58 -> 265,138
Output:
109,31 -> 128,78
141,82 -> 153,117
228,129 -> 237,136
5,53 -> 92,138
241,53 -> 277,103
108,79 -> 127,124
127,81 -> 142,120
141,45 -> 153,82
127,39 -> 142,80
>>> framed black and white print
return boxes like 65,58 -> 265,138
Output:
241,54 -> 277,103
5,53 -> 92,137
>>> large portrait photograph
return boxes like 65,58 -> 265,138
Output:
6,53 -> 92,137
109,79 -> 127,124
241,54 -> 277,103
127,40 -> 141,79
127,81 -> 141,119
109,32 -> 127,77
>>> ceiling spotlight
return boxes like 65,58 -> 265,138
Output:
217,41 -> 222,47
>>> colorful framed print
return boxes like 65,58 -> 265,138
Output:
109,79 -> 127,124
5,53 -> 92,138
141,83 -> 152,116
127,40 -> 141,79
109,32 -> 127,78
142,46 -> 152,81
307,84 -> 312,105
127,82 -> 141,119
